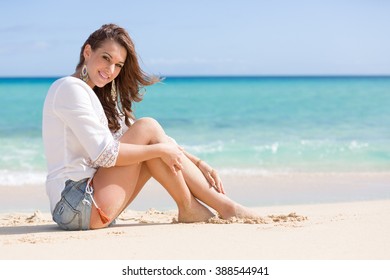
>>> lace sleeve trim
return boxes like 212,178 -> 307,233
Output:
87,140 -> 119,168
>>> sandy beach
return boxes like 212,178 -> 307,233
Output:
0,200 -> 389,260
1,173 -> 389,260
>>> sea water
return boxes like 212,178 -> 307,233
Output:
0,76 -> 389,187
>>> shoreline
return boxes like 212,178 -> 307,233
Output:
1,171 -> 389,213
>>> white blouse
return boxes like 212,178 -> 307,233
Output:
42,76 -> 124,213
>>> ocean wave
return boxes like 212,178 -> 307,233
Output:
182,141 -> 225,154
0,137 -> 45,171
348,140 -> 369,150
217,168 -> 285,176
254,142 -> 279,154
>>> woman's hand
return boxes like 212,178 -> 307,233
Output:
159,143 -> 185,175
196,160 -> 225,194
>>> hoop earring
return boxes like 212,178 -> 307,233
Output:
80,64 -> 89,83
111,79 -> 117,102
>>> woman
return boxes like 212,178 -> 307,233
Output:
42,23 -> 257,230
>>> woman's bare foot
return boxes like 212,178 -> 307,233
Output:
177,200 -> 215,223
219,203 -> 260,220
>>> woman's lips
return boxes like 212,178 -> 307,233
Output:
98,71 -> 110,80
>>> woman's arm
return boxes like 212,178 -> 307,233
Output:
183,150 -> 225,194
116,142 -> 184,175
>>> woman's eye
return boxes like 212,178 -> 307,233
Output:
103,56 -> 110,61
116,64 -> 123,68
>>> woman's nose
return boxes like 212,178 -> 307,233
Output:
108,64 -> 115,74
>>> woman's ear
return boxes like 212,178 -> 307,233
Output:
83,44 -> 92,61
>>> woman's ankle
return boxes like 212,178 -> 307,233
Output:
177,200 -> 214,223
219,203 -> 259,220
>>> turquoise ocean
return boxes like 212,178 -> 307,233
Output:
0,76 -> 389,187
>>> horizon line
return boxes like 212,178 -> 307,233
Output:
1,74 -> 390,79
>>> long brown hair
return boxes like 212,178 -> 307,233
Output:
76,23 -> 159,132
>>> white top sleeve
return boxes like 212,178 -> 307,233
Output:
53,80 -> 119,168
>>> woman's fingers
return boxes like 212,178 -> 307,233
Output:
213,172 -> 224,194
161,143 -> 185,175
197,162 -> 224,194
218,180 -> 226,194
208,170 -> 225,194
175,160 -> 184,172
170,165 -> 178,175
169,160 -> 183,176
175,151 -> 184,170
209,170 -> 226,194
207,172 -> 216,186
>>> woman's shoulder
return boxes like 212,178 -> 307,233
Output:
49,76 -> 92,96
51,76 -> 86,89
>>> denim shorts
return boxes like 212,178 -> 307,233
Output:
52,178 -> 92,231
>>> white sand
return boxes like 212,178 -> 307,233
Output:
1,172 -> 389,260
1,199 -> 389,260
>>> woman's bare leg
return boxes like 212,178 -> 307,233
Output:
120,162 -> 212,221
89,118 -> 213,229
180,154 -> 259,219
144,158 -> 214,222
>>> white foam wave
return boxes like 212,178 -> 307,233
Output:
182,141 -> 224,154
254,142 -> 279,154
217,168 -> 292,177
348,140 -> 369,150
0,170 -> 46,186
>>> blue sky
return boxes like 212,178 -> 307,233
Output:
1,0 -> 389,76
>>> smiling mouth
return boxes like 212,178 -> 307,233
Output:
99,71 -> 110,80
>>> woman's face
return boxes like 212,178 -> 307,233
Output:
83,39 -> 127,88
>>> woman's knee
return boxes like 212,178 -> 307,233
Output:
135,117 -> 165,143
120,117 -> 165,144
136,117 -> 162,130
